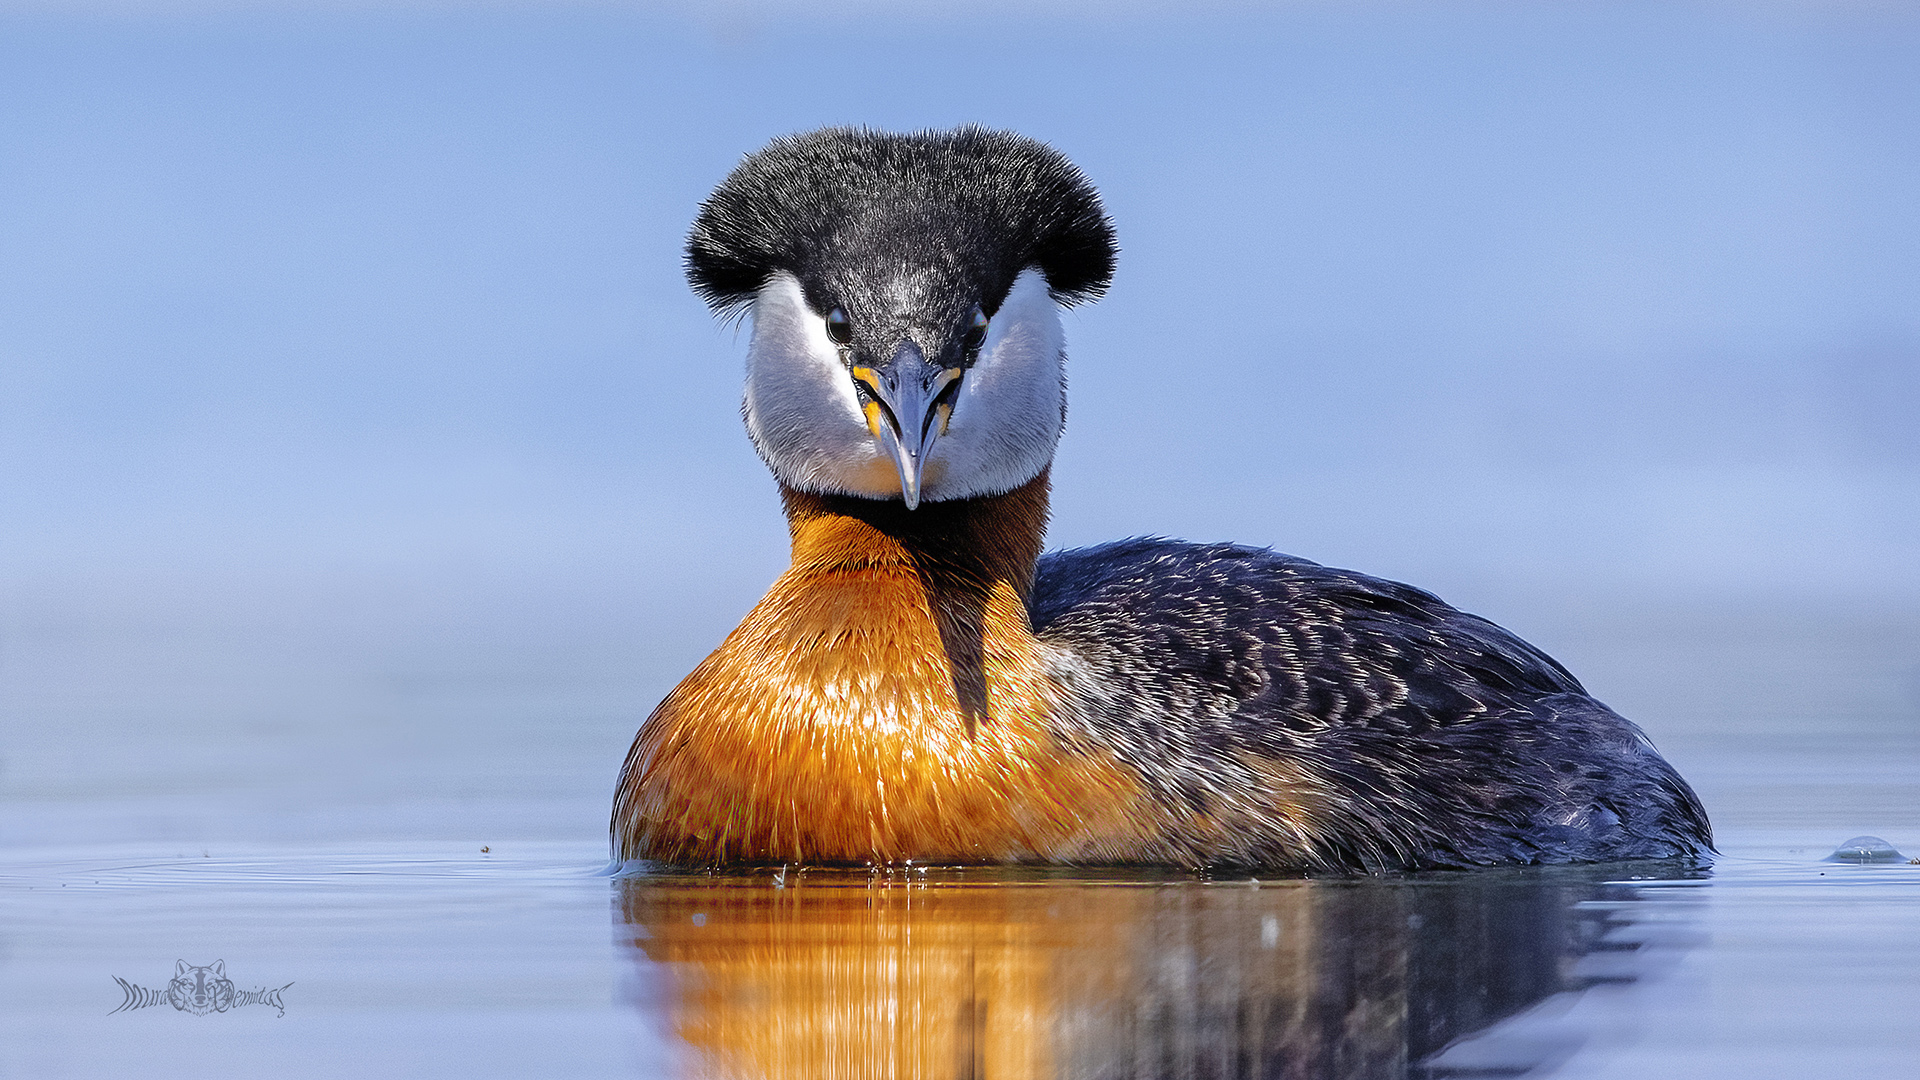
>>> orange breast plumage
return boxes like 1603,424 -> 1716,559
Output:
613,480 -> 1165,866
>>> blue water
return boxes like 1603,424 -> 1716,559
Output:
1,605 -> 1915,1078
3,838 -> 1916,1077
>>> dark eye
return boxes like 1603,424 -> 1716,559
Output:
962,308 -> 989,351
825,308 -> 853,346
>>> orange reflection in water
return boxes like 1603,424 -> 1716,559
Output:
617,865 -> 1670,1080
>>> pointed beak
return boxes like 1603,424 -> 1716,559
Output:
851,341 -> 963,510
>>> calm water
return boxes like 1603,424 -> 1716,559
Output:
1,601 -> 1916,1079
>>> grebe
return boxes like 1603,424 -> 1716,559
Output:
613,127 -> 1711,871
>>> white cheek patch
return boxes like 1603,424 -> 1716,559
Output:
922,268 -> 1066,502
739,268 -> 1067,504
742,273 -> 899,498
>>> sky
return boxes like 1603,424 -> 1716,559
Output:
1,0 -> 1916,653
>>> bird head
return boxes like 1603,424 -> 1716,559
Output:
686,127 -> 1116,509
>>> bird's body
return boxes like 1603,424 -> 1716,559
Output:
617,475 -> 1170,866
613,127 -> 1710,871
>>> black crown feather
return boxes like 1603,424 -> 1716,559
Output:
686,126 -> 1117,315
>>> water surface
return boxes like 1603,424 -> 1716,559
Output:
2,605 -> 1916,1079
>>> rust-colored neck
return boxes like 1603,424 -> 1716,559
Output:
779,470 -> 1051,604
778,472 -> 1051,729
614,464 -> 1168,864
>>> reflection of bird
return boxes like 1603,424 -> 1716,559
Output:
617,866 -> 1641,1077
613,127 -> 1711,871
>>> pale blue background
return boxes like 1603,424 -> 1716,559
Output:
5,1 -> 1916,622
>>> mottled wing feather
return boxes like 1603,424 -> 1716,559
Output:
1031,539 -> 1712,871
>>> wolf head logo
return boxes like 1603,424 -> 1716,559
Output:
166,960 -> 236,1016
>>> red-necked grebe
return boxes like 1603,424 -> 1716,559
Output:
612,127 -> 1712,871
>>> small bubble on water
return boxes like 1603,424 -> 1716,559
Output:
1826,836 -> 1905,863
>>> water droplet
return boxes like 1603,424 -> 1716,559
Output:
1826,836 -> 1904,863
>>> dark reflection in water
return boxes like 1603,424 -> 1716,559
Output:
616,863 -> 1700,1080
